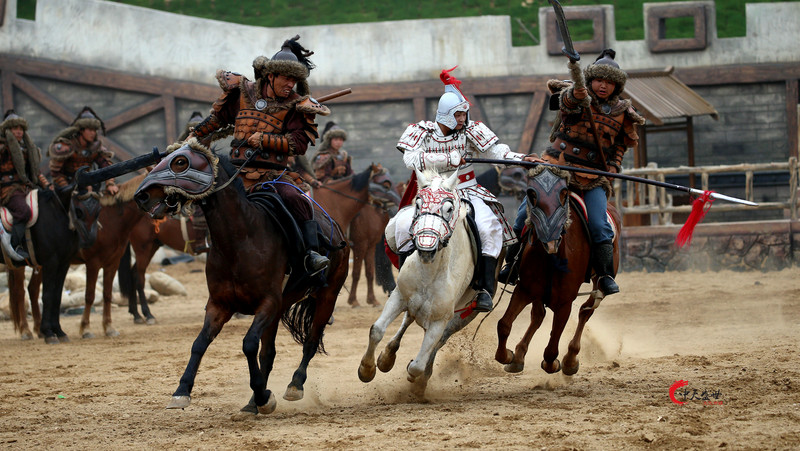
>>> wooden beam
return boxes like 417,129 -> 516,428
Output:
516,91 -> 548,155
163,95 -> 177,144
11,73 -> 74,123
1,70 -> 14,113
787,79 -> 799,159
104,96 -> 164,132
0,0 -> 6,27
674,63 -> 800,86
470,96 -> 486,125
412,97 -> 426,122
102,135 -> 136,162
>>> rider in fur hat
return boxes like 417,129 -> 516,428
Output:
48,106 -> 118,195
187,35 -> 332,274
0,110 -> 51,261
500,49 -> 645,295
312,121 -> 353,183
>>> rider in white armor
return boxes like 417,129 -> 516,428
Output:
393,67 -> 538,312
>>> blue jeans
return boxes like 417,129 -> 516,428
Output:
512,186 -> 613,244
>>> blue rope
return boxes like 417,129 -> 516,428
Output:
257,174 -> 337,254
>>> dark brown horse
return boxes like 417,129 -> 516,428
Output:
312,163 -> 383,235
134,140 -> 349,415
74,173 -> 148,338
346,171 -> 400,307
5,266 -> 42,340
495,166 -> 621,375
119,209 -> 209,325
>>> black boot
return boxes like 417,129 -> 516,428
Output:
593,241 -> 618,296
301,220 -> 330,275
10,222 -> 29,261
474,256 -> 498,313
497,240 -> 522,285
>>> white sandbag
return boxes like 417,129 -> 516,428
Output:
148,271 -> 187,296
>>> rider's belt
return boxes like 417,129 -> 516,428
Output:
458,170 -> 475,183
553,138 -> 606,171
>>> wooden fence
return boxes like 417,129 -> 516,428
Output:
612,158 -> 799,225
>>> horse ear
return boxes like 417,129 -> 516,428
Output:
415,168 -> 429,187
443,169 -> 460,191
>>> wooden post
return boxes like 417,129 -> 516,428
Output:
787,80 -> 799,159
687,116 -> 696,188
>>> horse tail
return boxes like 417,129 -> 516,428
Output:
281,296 -> 326,354
117,243 -> 137,304
7,269 -> 23,333
374,241 -> 396,294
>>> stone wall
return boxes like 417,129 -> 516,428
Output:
621,221 -> 800,272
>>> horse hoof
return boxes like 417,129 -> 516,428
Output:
82,332 -> 95,339
327,316 -> 335,326
283,386 -> 303,401
541,359 -> 561,374
45,336 -> 60,345
563,361 -> 580,376
504,362 -> 525,373
377,351 -> 396,373
20,332 -> 33,341
146,317 -> 157,325
166,395 -> 191,409
133,317 -> 146,325
495,349 -> 514,365
358,363 -> 376,383
105,328 -> 120,338
257,392 -> 277,415
58,335 -> 70,343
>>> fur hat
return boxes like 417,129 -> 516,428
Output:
319,121 -> 347,151
71,106 -> 106,134
583,49 -> 627,98
1,109 -> 28,132
252,35 -> 314,96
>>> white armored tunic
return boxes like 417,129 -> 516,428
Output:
395,120 -> 525,254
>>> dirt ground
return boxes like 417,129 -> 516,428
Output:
1,260 -> 799,450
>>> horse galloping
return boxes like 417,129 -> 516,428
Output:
134,139 -> 349,415
358,168 -> 483,396
495,166 -> 620,375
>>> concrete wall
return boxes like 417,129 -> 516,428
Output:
2,0 -> 799,86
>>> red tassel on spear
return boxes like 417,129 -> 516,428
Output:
675,190 -> 715,248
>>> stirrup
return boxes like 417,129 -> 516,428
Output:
304,251 -> 330,276
597,275 -> 619,296
473,290 -> 494,313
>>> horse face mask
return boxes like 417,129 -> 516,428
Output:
410,170 -> 461,259
135,139 -> 218,219
525,167 -> 570,251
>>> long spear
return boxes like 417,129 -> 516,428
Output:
465,157 -> 757,206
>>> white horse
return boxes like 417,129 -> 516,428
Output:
358,168 -> 481,395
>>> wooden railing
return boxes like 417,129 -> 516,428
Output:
612,158 -> 799,224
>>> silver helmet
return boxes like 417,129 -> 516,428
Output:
435,67 -> 470,130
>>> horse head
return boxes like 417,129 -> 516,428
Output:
411,168 -> 461,263
498,167 -> 528,200
134,139 -> 218,219
525,166 -> 571,254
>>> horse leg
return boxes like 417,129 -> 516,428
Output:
7,268 -> 32,340
495,288 -> 533,369
364,245 -> 380,306
101,266 -> 120,337
41,261 -> 71,344
137,269 -> 157,325
407,319 -> 446,384
28,268 -> 42,338
358,290 -> 406,383
413,310 -> 480,396
541,304 -> 572,374
507,300 -> 547,373
377,312 -> 413,373
562,296 -> 598,376
166,301 -> 232,409
240,319 -> 280,414
242,306 -> 280,414
348,252 -> 363,307
79,266 -> 100,339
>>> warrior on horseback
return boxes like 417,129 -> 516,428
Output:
312,122 -> 354,184
187,35 -> 331,274
500,49 -> 645,296
393,67 -> 539,312
0,110 -> 51,262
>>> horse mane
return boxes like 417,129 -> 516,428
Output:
100,172 -> 148,206
350,165 -> 373,192
216,153 -> 247,197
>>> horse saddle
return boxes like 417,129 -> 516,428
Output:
0,189 -> 39,232
568,192 -> 619,244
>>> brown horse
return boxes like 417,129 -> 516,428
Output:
120,210 -> 209,325
73,173 -> 148,338
346,171 -> 400,307
495,166 -> 621,376
312,163 -> 382,235
5,266 -> 42,340
134,140 -> 349,415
